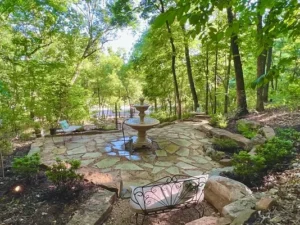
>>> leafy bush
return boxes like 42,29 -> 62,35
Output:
237,122 -> 257,139
212,138 -> 241,152
12,153 -> 40,179
256,137 -> 294,169
19,132 -> 32,141
46,159 -> 83,190
276,128 -> 300,142
0,139 -> 13,155
233,137 -> 295,181
150,110 -> 177,123
209,114 -> 228,128
233,151 -> 266,178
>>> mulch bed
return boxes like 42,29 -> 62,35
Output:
0,143 -> 99,225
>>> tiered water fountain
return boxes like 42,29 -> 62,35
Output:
125,98 -> 160,149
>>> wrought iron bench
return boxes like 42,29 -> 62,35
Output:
130,174 -> 208,224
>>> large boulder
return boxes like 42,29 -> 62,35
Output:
67,189 -> 116,225
237,119 -> 262,129
77,167 -> 122,197
185,217 -> 231,225
250,134 -> 267,146
222,196 -> 256,219
209,128 -> 251,149
229,209 -> 256,225
204,176 -> 252,213
260,126 -> 276,140
198,124 -> 214,136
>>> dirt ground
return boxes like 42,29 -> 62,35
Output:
105,200 -> 218,225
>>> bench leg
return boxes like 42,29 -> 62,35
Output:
135,213 -> 146,225
194,203 -> 205,218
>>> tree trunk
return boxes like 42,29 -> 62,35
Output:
263,47 -> 273,102
181,25 -> 199,111
168,98 -> 172,115
214,41 -> 218,114
154,98 -> 157,111
224,46 -> 232,114
159,0 -> 181,119
97,87 -> 101,118
227,7 -> 248,116
205,45 -> 209,115
256,5 -> 267,112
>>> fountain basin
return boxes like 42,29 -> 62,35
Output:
125,117 -> 159,149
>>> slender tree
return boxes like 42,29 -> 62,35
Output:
227,6 -> 248,116
181,25 -> 199,111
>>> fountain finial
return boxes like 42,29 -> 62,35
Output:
139,97 -> 145,105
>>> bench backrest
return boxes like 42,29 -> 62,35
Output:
59,120 -> 70,130
130,174 -> 208,213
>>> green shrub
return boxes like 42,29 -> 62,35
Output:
256,137 -> 294,169
233,151 -> 266,178
212,138 -> 241,152
0,139 -> 13,155
276,128 -> 300,142
19,132 -> 32,141
150,110 -> 177,123
237,122 -> 257,139
12,153 -> 40,179
209,151 -> 226,161
46,159 -> 83,190
209,114 -> 228,128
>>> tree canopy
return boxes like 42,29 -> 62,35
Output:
0,0 -> 299,135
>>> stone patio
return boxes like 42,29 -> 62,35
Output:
30,121 -> 221,195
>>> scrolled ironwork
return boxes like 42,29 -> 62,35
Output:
131,174 -> 208,225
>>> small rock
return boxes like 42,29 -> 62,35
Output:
270,216 -> 282,223
248,147 -> 256,155
4,218 -> 13,223
268,188 -> 278,195
185,216 -> 231,225
255,197 -> 276,211
42,212 -> 48,216
250,134 -> 267,146
230,209 -> 256,225
221,196 -> 256,219
209,167 -> 234,177
261,126 -> 275,140
219,159 -> 232,166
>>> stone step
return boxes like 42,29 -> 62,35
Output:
67,189 -> 116,225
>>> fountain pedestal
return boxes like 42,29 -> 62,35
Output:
124,98 -> 160,150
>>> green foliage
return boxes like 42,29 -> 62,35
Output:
150,110 -> 177,123
276,128 -> 300,142
12,153 -> 40,179
212,138 -> 240,152
0,139 -> 13,155
256,137 -> 294,169
209,114 -> 228,128
233,151 -> 266,178
46,158 -> 83,189
237,122 -> 257,139
19,132 -> 32,141
233,137 -> 295,179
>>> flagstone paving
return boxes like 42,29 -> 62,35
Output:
31,121 -> 221,193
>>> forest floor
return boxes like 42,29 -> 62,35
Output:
0,142 -> 101,225
226,107 -> 300,224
